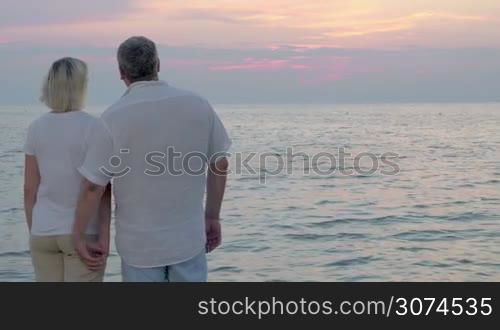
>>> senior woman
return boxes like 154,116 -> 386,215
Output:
23,57 -> 111,281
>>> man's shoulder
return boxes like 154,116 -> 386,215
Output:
99,98 -> 130,126
101,100 -> 123,119
165,84 -> 211,106
167,86 -> 217,119
100,83 -> 213,122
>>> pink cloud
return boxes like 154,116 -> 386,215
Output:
205,55 -> 364,85
80,55 -> 115,64
165,59 -> 221,69
295,56 -> 385,85
165,57 -> 311,72
297,57 -> 351,85
163,53 -> 382,86
209,57 -> 309,72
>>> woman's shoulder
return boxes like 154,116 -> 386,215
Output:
77,110 -> 98,119
77,111 -> 107,139
70,110 -> 103,128
27,112 -> 52,130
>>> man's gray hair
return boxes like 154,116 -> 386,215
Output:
117,36 -> 159,82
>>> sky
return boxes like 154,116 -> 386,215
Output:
1,0 -> 499,104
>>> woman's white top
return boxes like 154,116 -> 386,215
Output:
24,110 -> 98,236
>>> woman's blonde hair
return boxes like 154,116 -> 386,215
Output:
41,57 -> 88,113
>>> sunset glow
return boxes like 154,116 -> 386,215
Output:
1,0 -> 499,104
2,0 -> 499,48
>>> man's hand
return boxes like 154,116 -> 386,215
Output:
74,235 -> 107,271
205,157 -> 228,253
88,238 -> 109,260
205,217 -> 222,253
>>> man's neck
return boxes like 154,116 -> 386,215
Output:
125,76 -> 159,87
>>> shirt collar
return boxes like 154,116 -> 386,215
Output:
123,80 -> 168,96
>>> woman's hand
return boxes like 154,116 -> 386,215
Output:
74,235 -> 107,271
94,237 -> 110,260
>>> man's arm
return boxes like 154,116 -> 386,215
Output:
205,157 -> 229,252
24,155 -> 40,231
73,118 -> 114,269
73,178 -> 107,269
96,183 -> 112,258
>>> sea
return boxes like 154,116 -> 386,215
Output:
1,103 -> 499,281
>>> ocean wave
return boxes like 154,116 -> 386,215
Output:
390,229 -> 467,242
0,207 -> 23,213
285,232 -> 367,240
324,256 -> 380,267
0,250 -> 30,258
211,266 -> 242,273
305,215 -> 406,228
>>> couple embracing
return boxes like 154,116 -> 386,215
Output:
24,36 -> 231,282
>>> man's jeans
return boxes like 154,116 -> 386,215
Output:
121,249 -> 208,282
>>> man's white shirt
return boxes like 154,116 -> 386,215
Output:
78,80 -> 231,267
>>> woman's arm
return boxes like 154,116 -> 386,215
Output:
97,183 -> 112,257
24,155 -> 40,231
73,179 -> 107,269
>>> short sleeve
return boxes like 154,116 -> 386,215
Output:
77,119 -> 114,186
24,123 -> 36,155
206,103 -> 232,162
